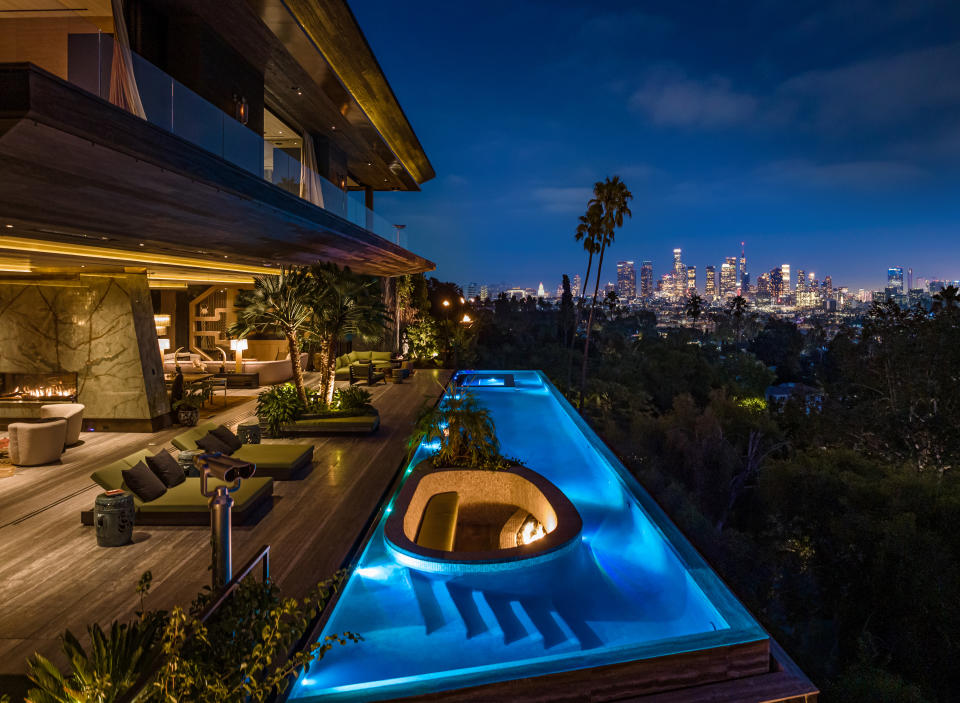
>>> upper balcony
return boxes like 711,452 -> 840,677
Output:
0,6 -> 433,277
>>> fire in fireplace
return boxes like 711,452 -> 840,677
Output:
0,373 -> 78,402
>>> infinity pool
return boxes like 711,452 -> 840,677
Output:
289,371 -> 765,701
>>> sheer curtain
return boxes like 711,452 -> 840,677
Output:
109,0 -> 146,119
300,133 -> 325,209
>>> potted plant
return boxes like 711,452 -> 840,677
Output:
172,388 -> 203,427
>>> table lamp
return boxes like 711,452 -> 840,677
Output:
230,338 -> 248,373
158,338 -> 171,358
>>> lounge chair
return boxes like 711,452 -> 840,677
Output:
7,418 -> 67,466
172,423 -> 314,480
81,449 -> 273,526
40,403 -> 85,445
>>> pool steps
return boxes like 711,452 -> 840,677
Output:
408,570 -> 602,650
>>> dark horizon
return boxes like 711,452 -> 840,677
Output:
355,0 -> 960,293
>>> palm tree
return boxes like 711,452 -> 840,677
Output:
309,262 -> 389,404
685,293 -> 703,328
566,202 -> 603,387
230,268 -> 313,405
727,294 -> 748,343
579,176 -> 632,408
932,284 -> 959,315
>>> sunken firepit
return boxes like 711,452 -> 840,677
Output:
384,461 -> 582,574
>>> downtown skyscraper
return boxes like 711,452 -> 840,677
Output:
640,260 -> 653,298
617,260 -> 637,300
720,256 -> 737,296
704,265 -> 717,298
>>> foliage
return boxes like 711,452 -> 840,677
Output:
331,386 -> 373,413
405,314 -> 441,361
230,268 -> 314,405
256,383 -> 324,437
409,391 -> 514,470
308,263 -> 389,403
26,613 -> 165,702
149,575 -> 358,703
171,387 -> 203,413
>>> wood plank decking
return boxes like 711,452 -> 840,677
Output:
0,370 -> 449,676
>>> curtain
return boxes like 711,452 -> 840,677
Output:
109,0 -> 146,119
300,133 -> 325,209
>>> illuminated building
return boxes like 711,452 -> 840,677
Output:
887,267 -> 904,294
738,241 -> 747,289
720,257 -> 737,296
756,272 -> 771,300
686,265 -> 697,295
770,267 -> 784,301
479,284 -> 489,300
640,260 -> 653,298
572,274 -> 581,297
616,260 -> 636,300
796,270 -> 806,293
824,275 -> 833,297
673,249 -> 685,297
467,282 -> 479,300
537,282 -> 546,298
704,265 -> 717,298
781,264 -> 791,295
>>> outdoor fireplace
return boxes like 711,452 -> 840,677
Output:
0,372 -> 78,402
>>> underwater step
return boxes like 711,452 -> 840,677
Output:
446,582 -> 489,639
408,571 -> 446,634
518,597 -> 569,649
482,592 -> 529,645
555,602 -> 604,650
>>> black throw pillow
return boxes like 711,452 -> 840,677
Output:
210,425 -> 242,453
121,461 -> 168,502
145,449 -> 185,487
196,432 -> 231,455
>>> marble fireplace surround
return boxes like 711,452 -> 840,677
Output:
0,273 -> 169,431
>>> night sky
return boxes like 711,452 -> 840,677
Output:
354,1 -> 960,293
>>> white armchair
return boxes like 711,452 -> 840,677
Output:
8,418 -> 68,466
40,403 -> 85,445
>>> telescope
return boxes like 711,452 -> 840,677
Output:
195,452 -> 255,482
195,452 -> 257,587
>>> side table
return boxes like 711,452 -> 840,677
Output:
94,491 -> 134,547
237,418 -> 262,444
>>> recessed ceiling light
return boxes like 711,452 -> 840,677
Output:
139,243 -> 144,247
4,224 -> 12,229
331,125 -> 336,130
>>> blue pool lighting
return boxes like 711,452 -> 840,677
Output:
289,371 -> 766,701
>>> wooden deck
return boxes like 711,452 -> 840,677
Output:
0,369 -> 449,676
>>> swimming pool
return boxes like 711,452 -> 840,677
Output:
288,371 -> 767,701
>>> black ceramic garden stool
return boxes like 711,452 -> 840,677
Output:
237,418 -> 261,445
94,491 -> 134,547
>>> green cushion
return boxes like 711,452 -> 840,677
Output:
232,443 -> 314,470
135,477 -> 272,512
336,354 -> 350,369
91,450 -> 152,491
347,351 -> 361,363
416,491 -> 459,552
371,351 -> 391,361
288,415 -> 379,433
171,423 -> 218,452
335,366 -> 350,381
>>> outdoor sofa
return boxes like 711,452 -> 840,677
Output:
81,449 -> 273,526
334,351 -> 394,381
273,410 -> 380,436
172,423 -> 315,480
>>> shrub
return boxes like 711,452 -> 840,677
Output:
331,386 -> 373,413
256,383 -> 325,436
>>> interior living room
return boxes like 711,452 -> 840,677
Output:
0,0 -> 435,432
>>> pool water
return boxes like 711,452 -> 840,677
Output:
289,371 -> 765,701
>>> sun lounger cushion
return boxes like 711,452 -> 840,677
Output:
416,491 -> 459,552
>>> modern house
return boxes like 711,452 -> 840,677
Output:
0,0 -> 434,431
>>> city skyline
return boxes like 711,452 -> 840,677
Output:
357,1 -> 960,296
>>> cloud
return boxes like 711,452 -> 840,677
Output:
628,68 -> 758,128
756,159 -> 927,189
776,42 -> 960,130
530,186 -> 593,213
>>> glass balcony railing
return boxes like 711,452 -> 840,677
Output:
63,32 -> 407,248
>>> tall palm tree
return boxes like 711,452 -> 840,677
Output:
685,293 -> 703,328
309,262 -> 389,403
566,202 -> 603,386
932,284 -> 959,315
579,176 -> 632,408
727,294 -> 748,343
230,268 -> 313,405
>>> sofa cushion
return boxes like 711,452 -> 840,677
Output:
347,351 -> 361,363
145,449 -> 185,488
90,450 -> 152,491
371,351 -> 391,361
196,432 -> 232,455
211,425 -> 243,453
122,461 -> 167,502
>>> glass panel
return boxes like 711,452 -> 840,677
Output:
171,80 -> 223,157
131,53 -> 172,132
224,116 -> 263,177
